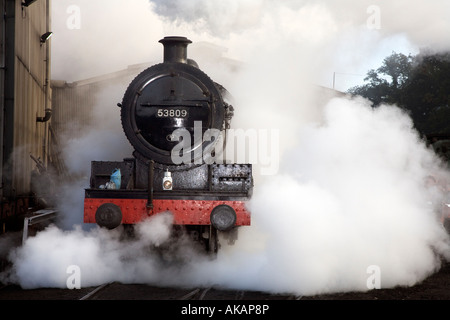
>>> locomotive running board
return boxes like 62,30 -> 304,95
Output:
84,188 -> 251,201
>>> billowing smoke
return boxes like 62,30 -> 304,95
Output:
3,94 -> 449,294
4,213 -> 208,289
1,0 -> 450,295
246,98 -> 450,294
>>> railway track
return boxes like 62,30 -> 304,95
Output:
2,260 -> 450,302
0,281 -> 298,300
76,282 -> 300,301
78,283 -> 112,300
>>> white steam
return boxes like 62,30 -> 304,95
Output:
5,213 -> 185,289
3,95 -> 450,294
247,97 -> 450,294
2,0 -> 450,295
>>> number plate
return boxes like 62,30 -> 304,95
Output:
156,108 -> 188,118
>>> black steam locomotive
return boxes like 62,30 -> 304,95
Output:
84,37 -> 253,252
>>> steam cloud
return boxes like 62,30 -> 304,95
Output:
1,0 -> 450,296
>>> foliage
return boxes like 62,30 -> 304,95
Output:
348,51 -> 450,136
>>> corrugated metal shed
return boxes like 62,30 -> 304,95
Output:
1,0 -> 52,224
9,0 -> 52,195
51,63 -> 150,141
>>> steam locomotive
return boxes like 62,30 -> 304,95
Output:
83,36 -> 253,252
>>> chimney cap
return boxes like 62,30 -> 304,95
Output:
158,36 -> 193,63
159,36 -> 192,45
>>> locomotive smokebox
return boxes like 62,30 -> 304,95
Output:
159,36 -> 192,64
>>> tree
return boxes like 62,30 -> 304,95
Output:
348,52 -> 413,106
348,51 -> 450,135
402,52 -> 450,134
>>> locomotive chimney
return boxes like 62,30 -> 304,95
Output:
159,36 -> 192,64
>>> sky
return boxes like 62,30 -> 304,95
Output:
49,0 -> 450,92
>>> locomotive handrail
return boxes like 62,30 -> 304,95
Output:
22,209 -> 57,244
147,160 -> 154,211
